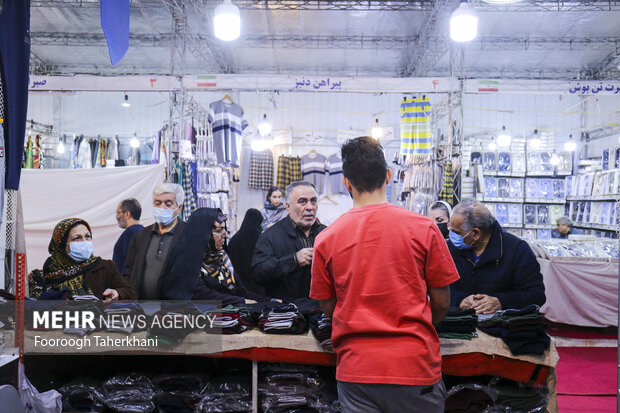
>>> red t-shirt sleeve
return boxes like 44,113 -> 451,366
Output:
424,223 -> 460,288
310,237 -> 335,300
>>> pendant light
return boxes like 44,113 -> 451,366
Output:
371,118 -> 383,140
121,93 -> 131,108
214,0 -> 240,41
497,126 -> 511,147
450,1 -> 478,43
550,151 -> 560,166
488,137 -> 497,151
130,134 -> 140,148
56,136 -> 65,154
564,134 -> 577,152
258,114 -> 272,137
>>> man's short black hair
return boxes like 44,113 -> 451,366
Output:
120,198 -> 142,220
341,136 -> 387,193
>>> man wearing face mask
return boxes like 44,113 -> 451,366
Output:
447,200 -> 546,314
124,183 -> 186,300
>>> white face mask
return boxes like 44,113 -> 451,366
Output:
68,241 -> 94,262
153,207 -> 177,225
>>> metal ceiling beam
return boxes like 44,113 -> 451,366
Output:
429,66 -> 620,80
31,0 -> 620,11
582,42 -> 620,79
29,52 -> 57,75
403,0 -> 460,77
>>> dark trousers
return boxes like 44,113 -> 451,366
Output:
338,379 -> 446,413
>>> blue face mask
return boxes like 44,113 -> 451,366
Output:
449,229 -> 473,250
68,241 -> 94,262
153,207 -> 177,226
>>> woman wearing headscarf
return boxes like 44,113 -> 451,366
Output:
28,218 -> 136,300
429,201 -> 452,239
227,208 -> 265,296
261,186 -> 287,231
160,208 -> 273,305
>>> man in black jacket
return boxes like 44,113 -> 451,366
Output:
124,183 -> 186,299
447,199 -> 546,314
252,181 -> 326,299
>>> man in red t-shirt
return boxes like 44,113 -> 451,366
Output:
311,136 -> 460,412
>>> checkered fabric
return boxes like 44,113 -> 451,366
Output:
248,150 -> 274,190
182,161 -> 198,221
439,160 -> 454,203
276,155 -> 303,190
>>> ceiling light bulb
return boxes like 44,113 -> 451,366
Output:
371,118 -> 383,140
550,153 -> 560,166
450,2 -> 478,43
258,114 -> 272,137
56,141 -> 65,154
564,134 -> 577,152
497,126 -> 511,147
488,141 -> 497,151
214,0 -> 241,41
122,94 -> 131,108
130,136 -> 140,148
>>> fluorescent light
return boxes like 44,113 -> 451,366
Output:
450,2 -> 478,43
371,118 -> 383,140
258,114 -> 272,137
214,0 -> 240,41
497,126 -> 511,147
564,134 -> 577,152
121,93 -> 131,108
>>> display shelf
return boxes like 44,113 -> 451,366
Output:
566,195 -> 620,201
482,197 -> 524,203
0,348 -> 19,368
574,223 -> 618,231
483,172 -> 526,177
524,198 -> 566,204
500,223 -> 523,228
526,172 -> 571,177
524,224 -> 554,229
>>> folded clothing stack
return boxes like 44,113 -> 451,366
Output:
435,308 -> 478,340
59,379 -> 106,412
104,302 -> 147,334
259,364 -> 339,413
308,306 -> 333,350
204,305 -> 254,334
62,300 -> 106,336
258,303 -> 308,335
103,375 -> 155,413
490,377 -> 548,412
151,374 -> 207,413
478,305 -> 550,355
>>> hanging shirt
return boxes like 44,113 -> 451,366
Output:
301,153 -> 327,193
326,153 -> 348,195
76,137 -> 92,169
400,97 -> 432,156
207,100 -> 248,167
24,136 -> 33,168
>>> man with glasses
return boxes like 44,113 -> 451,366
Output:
252,181 -> 326,299
448,199 -> 545,314
124,183 -> 186,299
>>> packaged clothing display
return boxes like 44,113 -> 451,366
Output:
308,307 -> 333,350
512,153 -> 526,174
207,99 -> 248,167
495,203 -> 509,224
537,229 -> 551,240
497,178 -> 510,198
537,205 -> 550,224
258,303 -> 308,335
508,204 -> 522,225
205,305 -> 254,334
483,152 -> 497,172
484,177 -> 498,198
508,179 -> 524,199
538,179 -> 552,199
103,375 -> 155,413
524,205 -> 537,225
557,152 -> 572,173
471,152 -> 482,166
549,205 -> 564,225
248,150 -> 274,190
526,178 -> 540,199
301,152 -> 327,192
526,152 -> 541,174
490,377 -> 549,412
498,152 -> 511,172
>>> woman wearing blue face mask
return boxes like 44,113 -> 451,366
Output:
28,218 -> 136,301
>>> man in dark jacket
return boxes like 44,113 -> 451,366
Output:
124,183 -> 186,299
447,199 -> 545,314
252,181 -> 326,299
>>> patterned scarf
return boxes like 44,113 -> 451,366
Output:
201,250 -> 236,291
29,218 -> 100,298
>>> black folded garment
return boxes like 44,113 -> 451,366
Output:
197,377 -> 252,413
153,374 -> 207,393
152,391 -> 200,413
480,326 -> 550,355
258,303 -> 308,335
445,388 -> 495,413
59,379 -> 105,412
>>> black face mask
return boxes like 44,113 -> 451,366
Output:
437,223 -> 449,239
